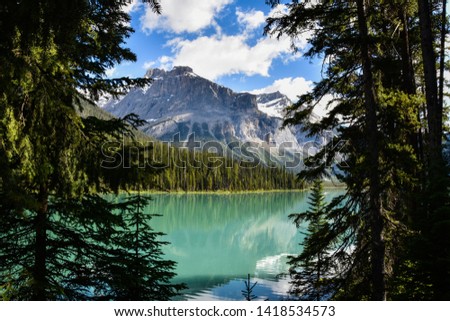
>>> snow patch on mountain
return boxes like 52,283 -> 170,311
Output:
255,91 -> 291,118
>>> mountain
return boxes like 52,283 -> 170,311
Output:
255,91 -> 291,118
100,66 -> 322,170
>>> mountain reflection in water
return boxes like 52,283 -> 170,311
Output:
113,190 -> 343,300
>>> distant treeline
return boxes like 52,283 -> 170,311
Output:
151,158 -> 303,192
120,141 -> 304,192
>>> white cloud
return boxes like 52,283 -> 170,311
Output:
236,8 -> 266,31
250,77 -> 313,102
142,60 -> 155,70
140,0 -> 232,34
152,3 -> 309,81
105,67 -> 116,78
164,37 -> 184,48
140,2 -> 311,84
235,5 -> 290,33
158,56 -> 173,70
122,0 -> 141,13
146,56 -> 173,70
167,32 -> 299,80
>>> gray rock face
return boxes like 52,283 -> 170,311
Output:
101,66 -> 323,169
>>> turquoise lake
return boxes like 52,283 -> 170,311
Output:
134,190 -> 344,300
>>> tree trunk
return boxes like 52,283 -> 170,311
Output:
399,6 -> 424,162
398,5 -> 428,230
356,0 -> 386,301
418,0 -> 442,157
317,253 -> 321,301
32,184 -> 48,300
438,0 -> 447,112
418,0 -> 450,300
400,9 -> 417,95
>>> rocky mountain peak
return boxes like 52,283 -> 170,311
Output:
256,91 -> 286,104
144,66 -> 196,79
144,67 -> 165,79
171,66 -> 194,75
99,66 -> 322,170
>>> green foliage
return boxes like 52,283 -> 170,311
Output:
0,193 -> 184,300
0,0 -> 186,301
266,0 -> 450,300
288,181 -> 336,300
87,194 -> 185,300
138,141 -> 304,192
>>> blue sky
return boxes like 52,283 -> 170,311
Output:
109,0 -> 323,102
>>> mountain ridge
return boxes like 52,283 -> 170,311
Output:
101,66 -> 322,169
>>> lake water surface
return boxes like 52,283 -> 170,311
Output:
137,190 -> 343,300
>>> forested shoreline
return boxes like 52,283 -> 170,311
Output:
136,145 -> 304,192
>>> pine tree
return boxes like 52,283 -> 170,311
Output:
355,0 -> 385,299
265,0 -> 449,300
0,0 -> 186,300
415,0 -> 450,299
92,193 -> 185,300
288,181 -> 334,300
